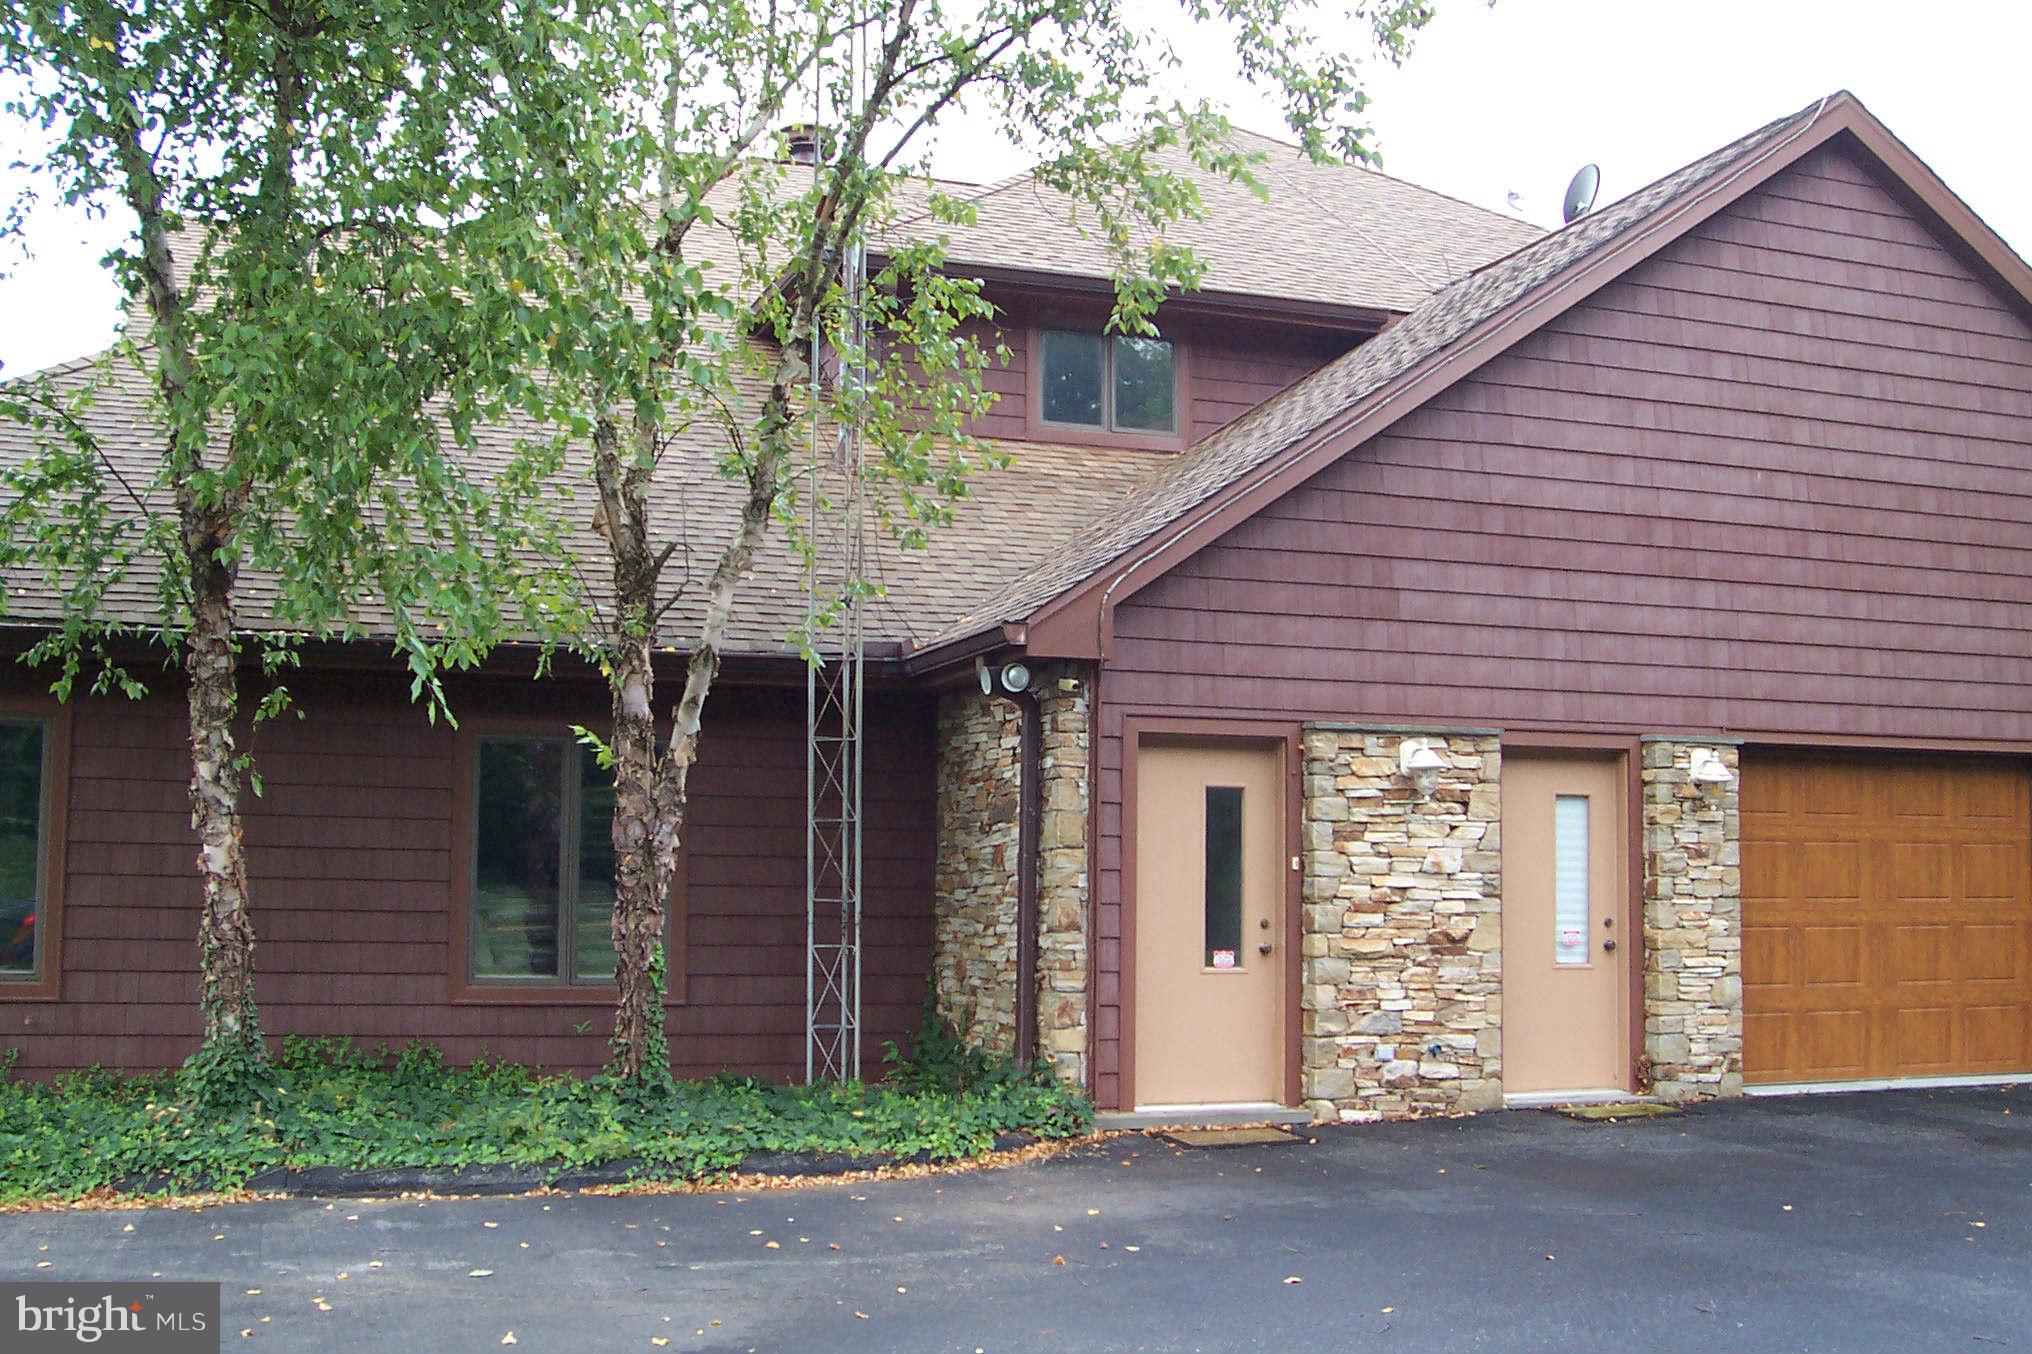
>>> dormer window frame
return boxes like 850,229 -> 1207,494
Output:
1026,321 -> 1192,452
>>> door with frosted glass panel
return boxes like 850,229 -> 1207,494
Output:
1501,752 -> 1631,1094
1133,739 -> 1284,1107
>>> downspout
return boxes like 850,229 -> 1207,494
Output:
979,654 -> 1044,1066
1010,687 -> 1042,1066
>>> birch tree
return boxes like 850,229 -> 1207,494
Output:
479,0 -> 1441,1084
0,0 -> 562,1098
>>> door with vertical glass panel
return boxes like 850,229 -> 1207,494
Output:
1133,739 -> 1284,1107
1501,752 -> 1631,1094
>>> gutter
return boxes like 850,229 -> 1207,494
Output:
902,621 -> 1027,682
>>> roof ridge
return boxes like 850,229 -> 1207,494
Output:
1219,124 -> 1539,238
0,338 -> 147,389
1452,95 -> 1836,285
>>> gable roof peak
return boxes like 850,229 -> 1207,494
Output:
914,89 -> 2032,665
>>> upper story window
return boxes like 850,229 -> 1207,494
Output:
469,735 -> 623,985
0,719 -> 47,983
1039,330 -> 1177,434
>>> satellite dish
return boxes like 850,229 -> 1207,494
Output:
1562,163 -> 1601,224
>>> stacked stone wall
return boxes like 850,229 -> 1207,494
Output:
1301,727 -> 1504,1121
930,667 -> 1091,1084
1641,739 -> 1744,1099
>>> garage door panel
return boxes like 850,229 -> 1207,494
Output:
1800,926 -> 1866,988
1797,1010 -> 1868,1079
1743,925 -> 1795,991
1965,1005 -> 2030,1068
1888,925 -> 1955,985
1742,1011 -> 1792,1079
1743,752 -> 2032,1085
1888,841 -> 1951,905
1889,1006 -> 1953,1074
1956,925 -> 2020,984
1959,844 -> 2022,902
1800,841 -> 1863,900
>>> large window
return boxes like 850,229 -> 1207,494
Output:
1039,330 -> 1177,434
0,720 -> 47,982
468,736 -> 624,984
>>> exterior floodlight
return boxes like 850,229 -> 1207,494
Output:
975,656 -> 994,696
1399,739 -> 1448,795
1688,746 -> 1735,791
998,661 -> 1033,695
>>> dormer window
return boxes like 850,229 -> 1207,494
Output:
1039,330 -> 1177,434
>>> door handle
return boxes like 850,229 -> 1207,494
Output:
1602,938 -> 1618,953
1258,943 -> 1273,956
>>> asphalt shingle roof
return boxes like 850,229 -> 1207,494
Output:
883,128 -> 1541,313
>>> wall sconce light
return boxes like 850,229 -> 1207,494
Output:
975,656 -> 1033,696
1688,746 -> 1735,793
1399,739 -> 1448,796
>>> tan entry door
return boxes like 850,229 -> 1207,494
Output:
1502,752 -> 1631,1095
1133,739 -> 1284,1107
1743,753 -> 2032,1084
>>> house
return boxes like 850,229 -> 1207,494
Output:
3,92 -> 2029,1120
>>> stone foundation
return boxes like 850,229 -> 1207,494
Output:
930,666 -> 1091,1085
1640,739 -> 1744,1099
1301,727 -> 1504,1122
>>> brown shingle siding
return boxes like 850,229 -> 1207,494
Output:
1085,139 -> 2032,1096
5,668 -> 937,1077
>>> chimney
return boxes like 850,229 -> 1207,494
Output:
781,123 -> 823,166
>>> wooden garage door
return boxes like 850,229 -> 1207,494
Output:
1742,753 -> 2032,1084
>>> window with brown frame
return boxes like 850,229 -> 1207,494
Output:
1038,329 -> 1178,433
468,735 -> 627,985
0,718 -> 48,984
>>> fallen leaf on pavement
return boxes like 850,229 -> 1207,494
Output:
1283,1277 -> 1302,1286
500,1334 -> 516,1346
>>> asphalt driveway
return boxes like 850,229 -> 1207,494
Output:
4,1085 -> 2026,1353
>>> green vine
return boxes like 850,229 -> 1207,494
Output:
0,1037 -> 1093,1204
610,943 -> 674,1100
179,1017 -> 275,1113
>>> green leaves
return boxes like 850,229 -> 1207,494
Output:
0,1039 -> 1094,1202
0,0 -> 593,722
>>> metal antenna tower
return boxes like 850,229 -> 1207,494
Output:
805,13 -> 868,1083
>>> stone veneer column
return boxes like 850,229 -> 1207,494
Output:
932,689 -> 1020,1055
1301,727 -> 1503,1122
1641,739 -> 1744,1099
930,666 -> 1092,1084
1034,673 -> 1092,1086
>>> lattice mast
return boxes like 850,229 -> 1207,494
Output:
804,12 -> 869,1084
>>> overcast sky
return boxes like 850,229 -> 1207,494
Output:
1,0 -> 2026,377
